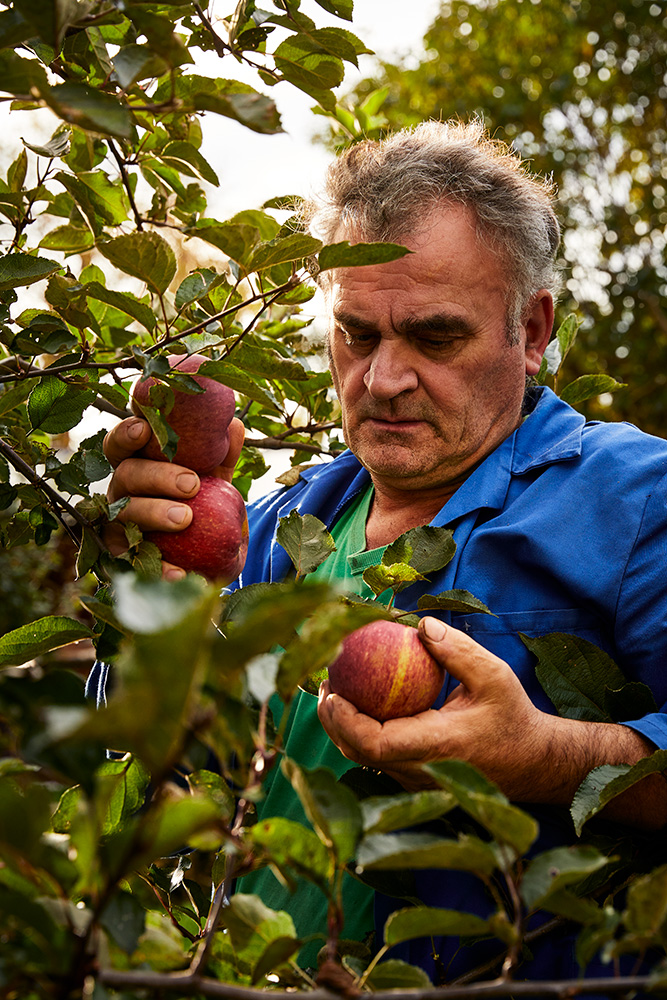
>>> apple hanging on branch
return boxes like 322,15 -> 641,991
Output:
328,620 -> 445,721
130,353 -> 248,584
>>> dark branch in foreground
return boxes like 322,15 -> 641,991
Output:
97,969 -> 657,999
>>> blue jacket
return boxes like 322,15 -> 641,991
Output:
240,386 -> 667,984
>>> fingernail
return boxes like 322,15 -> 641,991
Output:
176,472 -> 198,494
421,617 -> 446,642
167,504 -> 189,526
165,567 -> 186,581
128,419 -> 144,440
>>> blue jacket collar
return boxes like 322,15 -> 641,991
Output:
271,387 -> 585,548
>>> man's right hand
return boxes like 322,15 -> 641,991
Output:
103,415 -> 245,580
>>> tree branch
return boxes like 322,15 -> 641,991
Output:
96,968 -> 657,999
0,434 -> 106,554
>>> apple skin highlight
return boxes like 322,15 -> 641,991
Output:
327,620 -> 445,722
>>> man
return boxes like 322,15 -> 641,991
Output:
104,120 -> 667,984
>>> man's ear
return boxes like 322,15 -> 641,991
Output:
522,290 -> 554,376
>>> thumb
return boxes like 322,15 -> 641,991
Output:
418,616 -> 508,695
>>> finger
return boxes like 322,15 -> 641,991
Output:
318,681 -> 440,767
317,681 -> 383,764
104,417 -> 152,468
212,417 -> 245,484
418,617 -> 509,695
113,495 -> 194,532
107,458 -> 199,504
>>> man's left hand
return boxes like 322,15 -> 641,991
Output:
317,616 -> 548,796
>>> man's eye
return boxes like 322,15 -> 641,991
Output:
418,337 -> 454,352
342,330 -> 376,348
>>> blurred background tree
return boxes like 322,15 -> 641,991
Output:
327,0 -> 667,435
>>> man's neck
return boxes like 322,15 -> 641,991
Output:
364,477 -> 466,550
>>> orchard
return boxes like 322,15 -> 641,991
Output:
0,2 -> 666,999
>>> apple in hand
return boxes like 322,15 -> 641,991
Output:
147,477 -> 248,584
327,620 -> 445,722
131,353 -> 235,474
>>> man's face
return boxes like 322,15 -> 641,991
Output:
325,203 -> 550,494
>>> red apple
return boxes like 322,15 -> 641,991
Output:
328,620 -> 445,722
131,354 -> 235,474
147,477 -> 248,584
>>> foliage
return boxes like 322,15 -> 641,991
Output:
0,1 -> 665,998
332,0 -> 667,436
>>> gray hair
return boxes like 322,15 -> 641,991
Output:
306,119 -> 561,340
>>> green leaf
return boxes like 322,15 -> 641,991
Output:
383,526 -> 456,576
99,892 -> 146,954
318,241 -> 411,271
0,50 -> 49,98
222,893 -> 297,954
0,8 -> 31,50
28,377 -> 95,433
249,233 -> 322,272
520,633 -> 628,723
417,590 -> 494,615
282,760 -> 363,865
541,313 -> 581,377
142,794 -> 222,859
276,510 -> 335,578
70,575 -> 221,773
203,345 -> 309,381
56,170 -> 129,229
247,817 -> 332,892
172,76 -> 282,133
307,27 -> 371,67
365,959 -> 433,990
98,755 -> 151,835
625,864 -> 667,936
357,831 -> 498,874
521,845 -> 609,910
39,225 -> 95,254
570,750 -> 667,835
160,140 -> 219,185
278,599 -> 389,700
22,126 -> 72,159
193,220 -> 259,263
603,681 -> 658,722
0,254 -> 61,292
423,759 -> 538,856
113,43 -> 167,89
559,375 -> 627,406
98,232 -> 177,295
0,615 -> 93,666
187,359 -> 278,410
84,280 -> 157,331
274,34 -> 345,93
363,562 -> 424,597
124,5 -> 193,68
384,906 -> 491,947
44,82 -> 133,139
361,790 -> 456,835
313,0 -> 353,20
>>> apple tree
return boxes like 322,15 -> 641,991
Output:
1,2 -> 667,998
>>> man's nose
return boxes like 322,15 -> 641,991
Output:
362,340 -> 419,399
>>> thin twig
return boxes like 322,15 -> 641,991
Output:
108,139 -> 144,232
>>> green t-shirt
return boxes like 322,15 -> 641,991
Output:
237,484 -> 388,968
